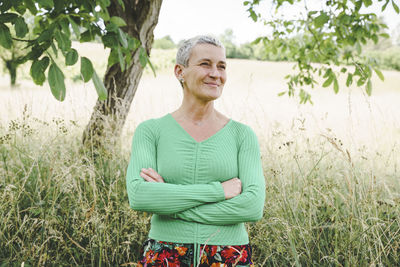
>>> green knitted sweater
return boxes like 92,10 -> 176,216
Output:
126,113 -> 265,248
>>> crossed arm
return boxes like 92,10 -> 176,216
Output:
126,121 -> 265,224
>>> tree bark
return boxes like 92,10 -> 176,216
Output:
82,0 -> 162,149
5,60 -> 17,86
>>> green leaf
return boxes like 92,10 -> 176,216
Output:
54,0 -> 64,12
323,68 -> 332,78
355,41 -> 361,54
147,57 -> 156,77
107,48 -> 119,67
30,61 -> 45,85
139,47 -> 147,67
357,77 -> 365,86
30,57 -> 49,85
59,18 -> 71,37
54,30 -> 71,52
80,57 -> 94,82
374,68 -> 384,81
14,17 -> 28,38
322,73 -> 334,87
364,0 -> 372,7
366,79 -> 372,96
333,76 -> 339,94
51,41 -> 58,57
277,91 -> 286,96
0,13 -> 18,23
118,28 -> 128,48
0,1 -> 12,13
68,17 -> 80,38
314,12 -> 329,28
65,49 -> 78,66
99,0 -> 111,9
380,33 -> 390,39
117,0 -> 125,10
24,0 -> 37,15
99,11 -> 110,21
128,37 -> 140,50
371,34 -> 378,44
110,16 -> 127,27
41,56 -> 50,69
80,30 -> 94,42
117,46 -> 125,71
37,0 -> 54,9
393,0 -> 400,13
0,23 -> 12,49
102,32 -> 119,48
346,73 -> 353,87
14,2 -> 27,15
92,71 -> 108,100
37,28 -> 54,43
382,0 -> 389,11
308,11 -> 318,16
48,62 -> 66,101
106,22 -> 119,33
249,9 -> 257,22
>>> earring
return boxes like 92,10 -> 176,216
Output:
179,77 -> 184,83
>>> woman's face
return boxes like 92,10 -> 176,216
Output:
179,43 -> 227,101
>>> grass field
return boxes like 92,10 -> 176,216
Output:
1,42 -> 400,266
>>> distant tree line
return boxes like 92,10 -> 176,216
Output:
153,28 -> 400,71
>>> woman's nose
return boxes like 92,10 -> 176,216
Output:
208,65 -> 220,78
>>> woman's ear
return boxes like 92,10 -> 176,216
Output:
174,64 -> 184,81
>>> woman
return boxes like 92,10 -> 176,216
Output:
126,35 -> 266,267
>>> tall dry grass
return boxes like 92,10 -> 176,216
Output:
1,44 -> 400,265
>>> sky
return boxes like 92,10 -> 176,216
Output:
154,0 -> 400,45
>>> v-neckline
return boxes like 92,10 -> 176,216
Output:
167,113 -> 233,144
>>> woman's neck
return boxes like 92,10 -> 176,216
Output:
172,103 -> 218,126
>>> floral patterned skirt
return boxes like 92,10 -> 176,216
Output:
138,239 -> 254,267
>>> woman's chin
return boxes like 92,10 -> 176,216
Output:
204,91 -> 222,101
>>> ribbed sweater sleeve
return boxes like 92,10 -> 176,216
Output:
126,120 -> 225,215
172,126 -> 266,225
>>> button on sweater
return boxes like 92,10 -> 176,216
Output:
126,113 -> 266,248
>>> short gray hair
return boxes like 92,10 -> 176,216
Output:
176,35 -> 225,67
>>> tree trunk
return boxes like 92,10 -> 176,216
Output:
82,0 -> 162,149
5,60 -> 17,86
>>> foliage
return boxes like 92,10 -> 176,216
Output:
364,46 -> 400,70
0,0 -> 149,101
219,28 -> 400,72
245,0 -> 400,103
0,114 -> 399,265
153,35 -> 176,49
0,14 -> 33,86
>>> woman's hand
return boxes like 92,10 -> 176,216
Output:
221,177 -> 242,199
140,168 -> 165,183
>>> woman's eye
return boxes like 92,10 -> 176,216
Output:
200,62 -> 210,66
218,65 -> 226,70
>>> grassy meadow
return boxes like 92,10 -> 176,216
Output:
1,42 -> 400,266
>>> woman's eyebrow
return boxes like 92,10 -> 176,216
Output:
197,58 -> 226,65
197,58 -> 211,62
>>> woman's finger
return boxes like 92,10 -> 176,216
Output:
142,168 -> 164,183
140,171 -> 156,182
141,168 -> 157,179
148,168 -> 165,183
